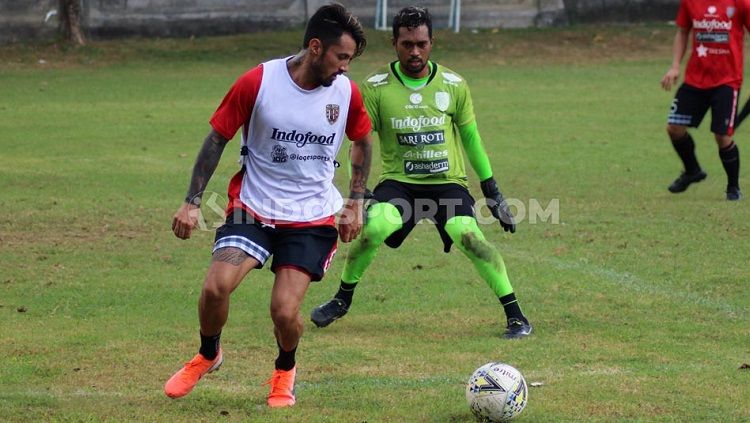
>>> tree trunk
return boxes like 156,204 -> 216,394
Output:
59,0 -> 86,46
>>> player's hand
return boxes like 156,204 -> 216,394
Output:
661,67 -> 680,91
338,198 -> 364,242
480,178 -> 516,234
172,202 -> 201,240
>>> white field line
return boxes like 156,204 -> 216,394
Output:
506,248 -> 749,320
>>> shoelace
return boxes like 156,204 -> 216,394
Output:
264,372 -> 294,394
183,354 -> 216,372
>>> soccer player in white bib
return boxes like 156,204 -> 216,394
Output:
164,3 -> 373,407
311,6 -> 532,339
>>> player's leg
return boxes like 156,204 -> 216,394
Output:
266,267 -> 311,407
199,248 -> 260,356
667,84 -> 709,193
311,180 -> 413,328
310,201 -> 403,327
266,225 -> 337,407
709,86 -> 742,200
164,213 -> 268,399
443,215 -> 532,339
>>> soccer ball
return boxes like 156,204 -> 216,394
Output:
466,362 -> 528,422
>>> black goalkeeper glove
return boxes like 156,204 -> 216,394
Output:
480,177 -> 516,234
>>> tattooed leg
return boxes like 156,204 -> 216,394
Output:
199,247 -> 260,335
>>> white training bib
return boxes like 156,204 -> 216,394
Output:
239,58 -> 352,222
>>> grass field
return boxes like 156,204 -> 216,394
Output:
1,24 -> 749,422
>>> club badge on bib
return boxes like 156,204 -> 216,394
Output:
326,104 -> 340,124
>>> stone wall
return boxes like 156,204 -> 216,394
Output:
562,0 -> 678,23
0,0 -> 58,42
0,0 -> 680,43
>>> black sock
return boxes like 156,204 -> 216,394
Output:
671,133 -> 702,174
719,141 -> 740,188
199,332 -> 221,360
275,344 -> 297,371
334,281 -> 358,308
499,293 -> 526,322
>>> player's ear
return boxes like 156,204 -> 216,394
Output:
309,38 -> 323,56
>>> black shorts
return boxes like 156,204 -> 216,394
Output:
213,210 -> 338,282
371,179 -> 476,253
668,83 -> 739,135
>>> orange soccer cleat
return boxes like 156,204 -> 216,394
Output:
164,349 -> 223,398
266,366 -> 297,407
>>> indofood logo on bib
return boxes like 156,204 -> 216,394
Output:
435,92 -> 450,112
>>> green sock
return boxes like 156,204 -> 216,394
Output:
341,202 -> 402,283
444,216 -> 514,297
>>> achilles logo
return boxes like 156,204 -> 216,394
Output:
367,73 -> 389,84
391,115 -> 446,132
693,18 -> 732,31
403,149 -> 448,159
270,128 -> 336,148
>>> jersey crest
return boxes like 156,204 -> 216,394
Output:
435,91 -> 450,112
326,104 -> 340,124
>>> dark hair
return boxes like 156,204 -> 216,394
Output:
392,6 -> 432,40
303,2 -> 367,58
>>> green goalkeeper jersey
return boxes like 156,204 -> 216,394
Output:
361,61 -> 475,187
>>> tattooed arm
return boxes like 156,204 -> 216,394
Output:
172,129 -> 230,240
339,133 -> 373,243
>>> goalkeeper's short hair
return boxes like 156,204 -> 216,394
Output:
392,6 -> 432,39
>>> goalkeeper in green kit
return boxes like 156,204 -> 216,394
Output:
311,6 -> 532,339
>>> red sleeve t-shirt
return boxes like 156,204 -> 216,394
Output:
210,64 -> 371,142
677,0 -> 750,89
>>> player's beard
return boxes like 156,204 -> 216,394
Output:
402,57 -> 426,75
312,56 -> 339,87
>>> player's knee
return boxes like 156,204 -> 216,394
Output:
445,217 -> 497,261
270,303 -> 299,328
362,202 -> 402,244
201,279 -> 233,303
667,124 -> 687,141
444,216 -> 480,243
714,134 -> 733,148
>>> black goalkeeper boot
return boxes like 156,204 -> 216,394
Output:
310,298 -> 349,328
503,318 -> 532,339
